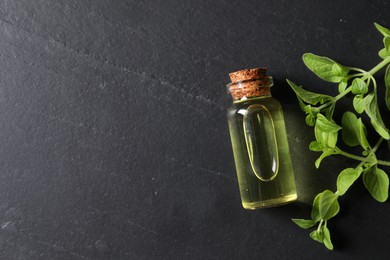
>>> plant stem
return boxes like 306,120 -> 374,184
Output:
316,56 -> 390,113
334,139 -> 390,166
367,56 -> 390,76
377,160 -> 390,167
317,219 -> 323,232
334,87 -> 352,101
316,87 -> 352,111
349,67 -> 367,74
334,147 -> 367,162
372,138 -> 390,167
372,137 -> 384,152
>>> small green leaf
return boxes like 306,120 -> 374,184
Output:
318,190 -> 340,221
302,53 -> 349,83
351,78 -> 368,94
385,64 -> 390,111
384,36 -> 390,52
379,48 -> 390,59
364,92 -> 390,139
311,193 -> 321,222
337,167 -> 363,195
316,114 -> 342,133
363,167 -> 389,202
309,141 -> 325,152
375,22 -> 390,37
310,230 -> 323,243
309,224 -> 334,250
353,95 -> 365,114
338,81 -> 348,93
322,225 -> 334,250
331,63 -> 344,77
357,118 -> 369,149
341,112 -> 369,149
315,114 -> 341,148
305,114 -> 316,126
315,149 -> 335,169
287,79 -> 333,105
341,112 -> 360,147
298,97 -> 309,113
315,126 -> 338,148
292,219 -> 317,229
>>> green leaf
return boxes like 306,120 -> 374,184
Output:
364,92 -> 390,139
375,22 -> 390,37
337,167 -> 363,195
287,79 -> 333,105
315,149 -> 335,169
357,118 -> 370,149
314,114 -> 341,148
322,225 -> 334,250
351,78 -> 368,94
384,36 -> 390,52
338,81 -> 348,93
302,53 -> 349,83
309,224 -> 334,250
316,114 -> 342,133
310,230 -> 323,243
311,193 -> 321,222
315,126 -> 338,148
309,141 -> 325,152
385,64 -> 390,111
298,97 -> 309,112
363,167 -> 389,202
318,190 -> 340,221
379,48 -> 390,59
292,219 -> 317,229
341,112 -> 360,146
341,112 -> 369,149
353,95 -> 365,114
305,114 -> 316,126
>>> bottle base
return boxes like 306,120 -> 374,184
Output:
242,194 -> 297,210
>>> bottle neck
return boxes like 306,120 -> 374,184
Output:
233,93 -> 272,103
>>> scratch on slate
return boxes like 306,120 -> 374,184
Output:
19,232 -> 91,260
32,109 -> 86,130
86,204 -> 158,236
60,2 -> 223,67
0,39 -> 207,115
0,17 -> 224,111
165,155 -> 233,180
126,219 -> 159,235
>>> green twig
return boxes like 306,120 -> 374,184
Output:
372,137 -> 384,152
334,147 -> 368,162
367,56 -> 390,75
377,160 -> 390,167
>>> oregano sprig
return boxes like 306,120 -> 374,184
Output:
287,23 -> 390,250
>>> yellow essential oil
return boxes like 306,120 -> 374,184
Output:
227,68 -> 297,209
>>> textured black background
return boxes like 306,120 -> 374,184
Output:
0,0 -> 390,259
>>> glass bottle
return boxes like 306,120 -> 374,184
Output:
226,68 -> 297,209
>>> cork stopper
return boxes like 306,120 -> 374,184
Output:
227,68 -> 273,100
229,68 -> 267,83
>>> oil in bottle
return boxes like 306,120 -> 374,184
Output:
227,68 -> 297,209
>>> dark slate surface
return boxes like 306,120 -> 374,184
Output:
0,0 -> 390,259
